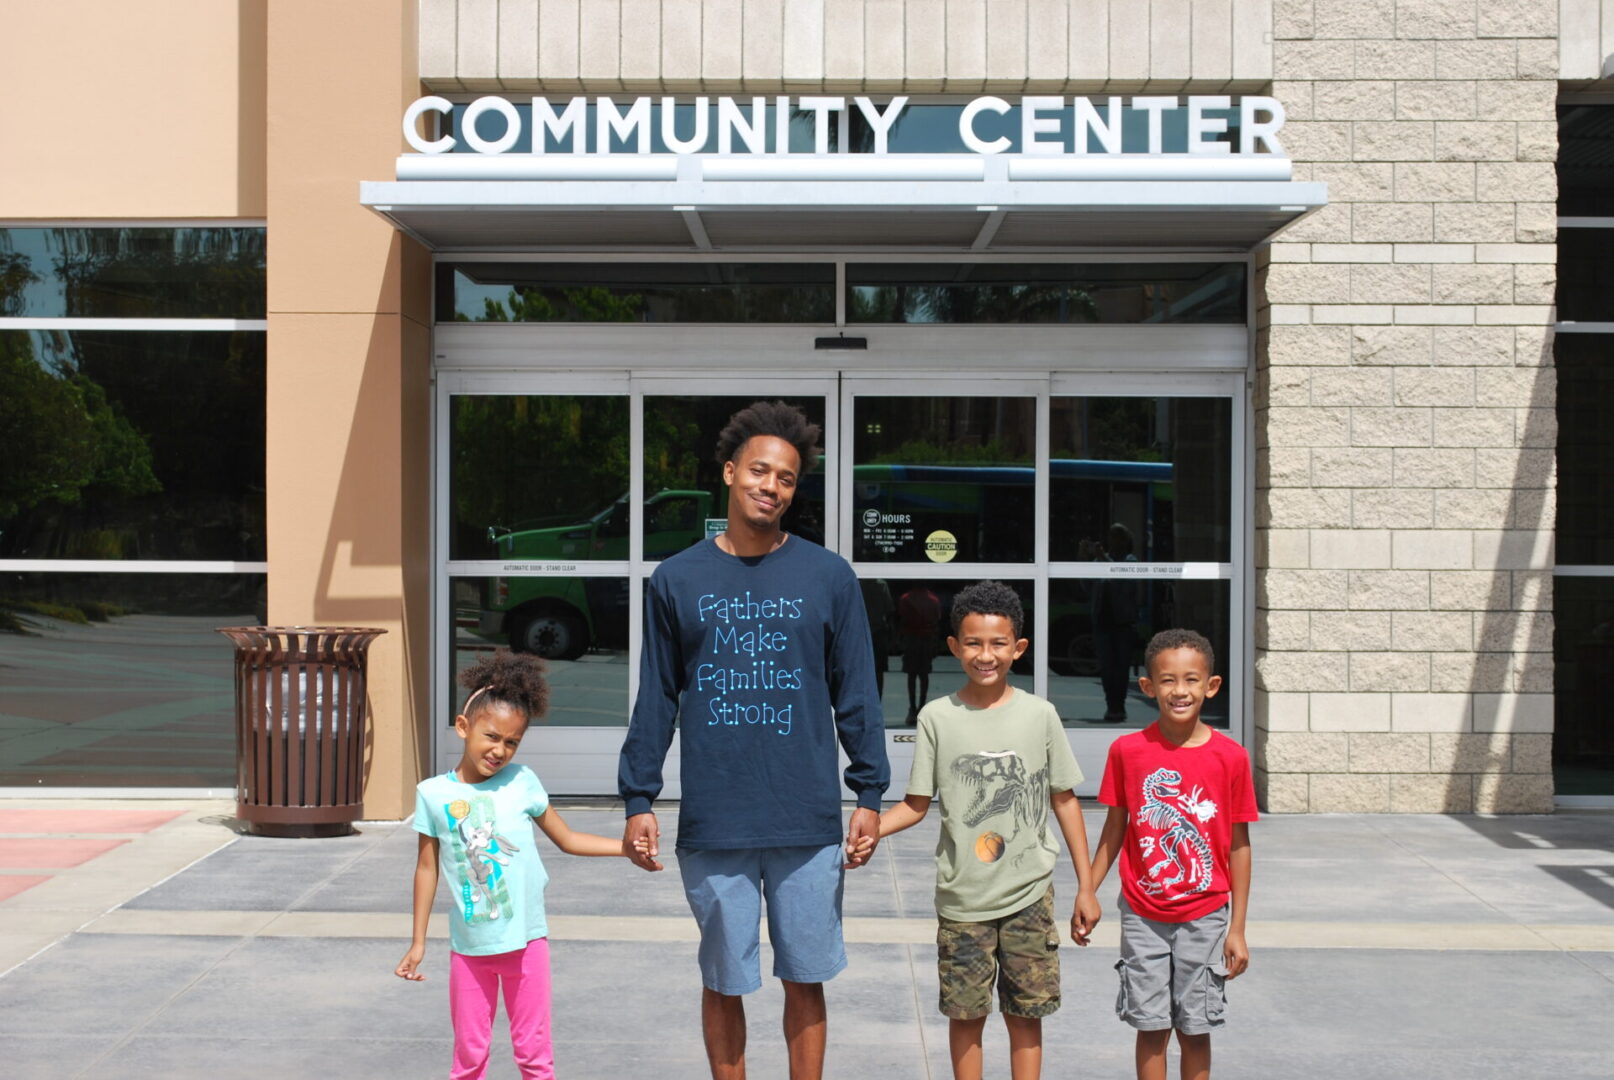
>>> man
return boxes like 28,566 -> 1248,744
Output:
619,400 -> 890,1080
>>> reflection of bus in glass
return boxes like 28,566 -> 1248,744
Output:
852,459 -> 1173,564
852,459 -> 1175,677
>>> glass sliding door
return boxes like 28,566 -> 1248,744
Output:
844,374 -> 1244,797
435,373 -> 837,793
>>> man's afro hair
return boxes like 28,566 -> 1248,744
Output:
714,400 -> 822,474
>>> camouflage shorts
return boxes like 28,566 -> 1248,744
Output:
936,885 -> 1061,1020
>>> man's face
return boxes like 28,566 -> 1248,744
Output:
723,435 -> 801,530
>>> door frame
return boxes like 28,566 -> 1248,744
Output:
432,326 -> 1250,794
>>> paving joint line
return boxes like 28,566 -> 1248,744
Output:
1365,816 -> 1564,953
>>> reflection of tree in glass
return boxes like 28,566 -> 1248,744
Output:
850,281 -> 1100,324
1085,399 -> 1166,462
0,334 -> 160,524
642,409 -> 703,496
1,330 -> 261,560
456,270 -> 834,324
472,286 -> 645,322
0,247 -> 40,317
867,438 -> 1029,466
46,227 -> 265,318
859,398 -> 1035,466
452,397 -> 630,545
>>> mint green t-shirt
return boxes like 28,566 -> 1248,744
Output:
414,764 -> 550,956
906,689 -> 1084,923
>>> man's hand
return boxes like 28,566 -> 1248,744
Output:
624,812 -> 663,872
844,806 -> 880,869
1223,929 -> 1249,978
1070,889 -> 1102,946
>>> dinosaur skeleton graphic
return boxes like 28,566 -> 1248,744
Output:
950,749 -> 1047,864
1134,767 -> 1217,897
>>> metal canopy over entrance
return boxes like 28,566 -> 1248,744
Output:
361,173 -> 1324,252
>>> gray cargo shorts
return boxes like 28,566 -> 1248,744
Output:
1113,895 -> 1230,1035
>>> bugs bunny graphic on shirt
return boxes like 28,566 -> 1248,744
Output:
444,796 -> 518,922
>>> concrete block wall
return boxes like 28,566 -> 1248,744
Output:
1254,0 -> 1557,813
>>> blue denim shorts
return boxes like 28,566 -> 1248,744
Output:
677,843 -> 847,995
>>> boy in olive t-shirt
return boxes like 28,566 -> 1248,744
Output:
862,581 -> 1102,1080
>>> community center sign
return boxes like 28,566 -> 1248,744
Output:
401,94 -> 1287,159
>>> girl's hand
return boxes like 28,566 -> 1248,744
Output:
395,943 -> 427,981
843,833 -> 875,868
627,835 -> 662,868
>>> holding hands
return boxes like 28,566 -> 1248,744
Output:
624,811 -> 664,871
1069,889 -> 1102,946
842,807 -> 880,869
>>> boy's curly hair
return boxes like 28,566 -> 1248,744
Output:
949,580 -> 1025,638
1144,628 -> 1216,676
458,649 -> 549,723
714,400 -> 822,474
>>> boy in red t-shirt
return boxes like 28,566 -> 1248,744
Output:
1089,628 -> 1256,1080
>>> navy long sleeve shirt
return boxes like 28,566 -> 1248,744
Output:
617,536 -> 890,850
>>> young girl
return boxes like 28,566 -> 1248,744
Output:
394,649 -> 651,1079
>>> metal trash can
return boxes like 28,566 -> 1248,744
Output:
216,626 -> 387,838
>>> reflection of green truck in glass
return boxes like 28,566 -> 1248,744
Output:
479,490 -> 713,659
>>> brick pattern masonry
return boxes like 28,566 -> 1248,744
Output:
1255,0 -> 1556,813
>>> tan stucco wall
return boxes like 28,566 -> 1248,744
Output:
0,1 -> 266,219
266,0 -> 431,820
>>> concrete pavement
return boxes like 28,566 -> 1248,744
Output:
1,802 -> 1612,1078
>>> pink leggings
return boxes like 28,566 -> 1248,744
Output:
449,939 -> 553,1079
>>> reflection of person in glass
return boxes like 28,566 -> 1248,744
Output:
618,401 -> 890,1080
860,578 -> 896,699
898,584 -> 943,724
1091,523 -> 1140,724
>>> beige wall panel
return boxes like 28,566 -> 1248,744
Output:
1026,0 -> 1072,89
743,0 -> 786,84
663,0 -> 703,88
1231,0 -> 1273,83
1069,0 -> 1112,86
704,0 -> 745,84
458,0 -> 501,87
1149,0 -> 1193,85
907,0 -> 949,88
1193,0 -> 1235,83
866,0 -> 907,90
986,0 -> 1030,88
499,0 -> 541,82
1560,0 -> 1600,79
946,0 -> 989,88
619,0 -> 662,87
579,0 -> 622,87
538,0 -> 582,86
420,0 -> 462,87
0,0 -> 266,219
1108,0 -> 1151,85
824,0 -> 868,87
783,0 -> 827,86
267,0 -> 430,819
434,0 -> 1277,91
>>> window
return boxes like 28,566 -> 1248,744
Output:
0,226 -> 266,789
